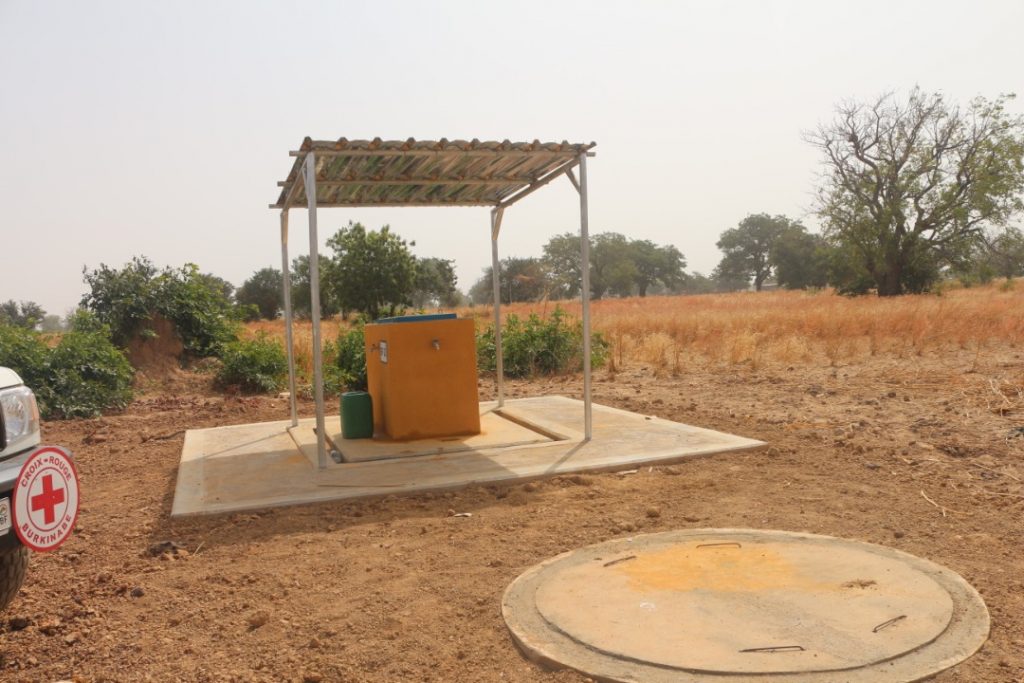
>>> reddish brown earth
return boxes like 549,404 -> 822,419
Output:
1,350 -> 1022,682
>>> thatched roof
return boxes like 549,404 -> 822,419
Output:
272,137 -> 595,209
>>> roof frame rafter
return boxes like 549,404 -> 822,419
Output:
565,167 -> 581,194
496,158 -> 580,210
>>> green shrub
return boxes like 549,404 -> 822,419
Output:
0,322 -> 134,419
299,323 -> 367,399
332,323 -> 367,392
160,264 -> 240,356
476,308 -> 609,378
216,334 -> 288,393
236,303 -> 262,323
79,257 -> 156,346
66,308 -> 109,335
81,257 -> 238,358
0,324 -> 49,390
40,330 -> 134,418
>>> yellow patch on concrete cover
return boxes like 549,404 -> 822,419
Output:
618,543 -> 821,593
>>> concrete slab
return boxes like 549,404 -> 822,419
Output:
289,407 -> 559,465
502,529 -> 989,683
171,396 -> 765,517
175,419 -> 322,515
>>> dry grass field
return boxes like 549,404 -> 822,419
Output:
248,280 -> 1024,380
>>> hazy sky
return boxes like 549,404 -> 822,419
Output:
2,0 -> 1022,316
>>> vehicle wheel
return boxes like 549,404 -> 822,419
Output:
0,545 -> 29,611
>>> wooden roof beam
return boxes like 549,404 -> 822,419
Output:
279,168 -> 305,211
565,168 -> 581,194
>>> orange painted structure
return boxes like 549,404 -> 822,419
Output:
364,317 -> 481,440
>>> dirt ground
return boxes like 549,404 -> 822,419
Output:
2,349 -> 1022,683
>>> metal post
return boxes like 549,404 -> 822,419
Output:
304,153 -> 328,469
490,208 -> 505,408
280,210 -> 298,427
578,153 -> 592,440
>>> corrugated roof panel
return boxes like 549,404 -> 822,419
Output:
272,137 -> 595,209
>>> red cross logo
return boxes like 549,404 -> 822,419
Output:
14,447 -> 79,552
31,474 -> 66,526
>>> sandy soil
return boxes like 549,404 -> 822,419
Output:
1,350 -> 1022,683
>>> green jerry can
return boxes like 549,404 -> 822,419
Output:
341,391 -> 373,439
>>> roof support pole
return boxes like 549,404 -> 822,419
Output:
578,153 -> 593,440
490,207 -> 505,408
280,210 -> 298,427
303,153 -> 328,469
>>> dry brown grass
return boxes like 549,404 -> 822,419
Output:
247,281 -> 1024,377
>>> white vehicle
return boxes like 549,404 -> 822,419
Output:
0,366 -> 43,610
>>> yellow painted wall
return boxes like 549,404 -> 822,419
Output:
364,318 -> 480,440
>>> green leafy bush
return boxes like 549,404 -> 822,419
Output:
66,308 -> 109,335
81,257 -> 239,357
476,308 -> 609,378
0,324 -> 49,390
216,334 -> 288,393
160,264 -> 240,356
331,323 -> 367,392
40,330 -> 134,418
79,257 -> 156,346
0,322 -> 134,419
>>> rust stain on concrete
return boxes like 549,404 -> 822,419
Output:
617,543 -> 836,593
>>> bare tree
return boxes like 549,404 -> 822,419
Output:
807,89 -> 1024,295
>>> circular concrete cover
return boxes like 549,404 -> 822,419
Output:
502,529 -> 988,683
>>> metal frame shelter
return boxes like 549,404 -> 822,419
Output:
271,137 -> 597,469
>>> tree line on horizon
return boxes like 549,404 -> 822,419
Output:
5,88 -> 1024,329
235,87 -> 1024,312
